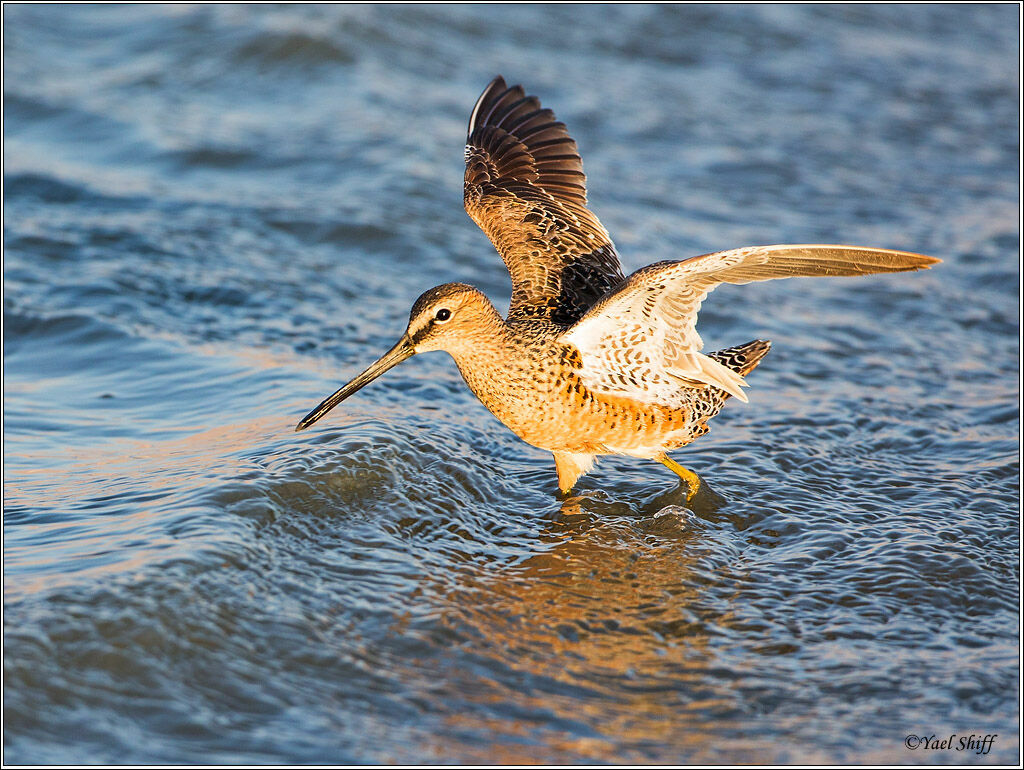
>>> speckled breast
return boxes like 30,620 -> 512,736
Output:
450,336 -> 716,457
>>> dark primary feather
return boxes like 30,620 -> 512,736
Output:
464,76 -> 625,327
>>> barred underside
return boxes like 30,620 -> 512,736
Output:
564,245 -> 938,406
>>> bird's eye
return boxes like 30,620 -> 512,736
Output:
434,308 -> 452,323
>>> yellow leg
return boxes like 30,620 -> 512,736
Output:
657,454 -> 701,501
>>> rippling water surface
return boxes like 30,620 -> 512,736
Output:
4,4 -> 1019,764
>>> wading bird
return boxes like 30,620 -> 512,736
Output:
296,76 -> 939,497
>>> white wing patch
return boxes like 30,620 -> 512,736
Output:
562,244 -> 940,408
563,269 -> 750,405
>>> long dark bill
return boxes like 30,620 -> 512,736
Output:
295,337 -> 414,431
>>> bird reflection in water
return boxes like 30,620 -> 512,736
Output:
393,484 -> 766,763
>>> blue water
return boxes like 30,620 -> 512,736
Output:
4,4 -> 1019,764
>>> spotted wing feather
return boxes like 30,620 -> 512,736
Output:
464,76 -> 625,326
563,244 -> 940,405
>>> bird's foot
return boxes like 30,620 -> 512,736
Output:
656,454 -> 702,502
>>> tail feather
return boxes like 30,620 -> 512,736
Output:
710,339 -> 772,380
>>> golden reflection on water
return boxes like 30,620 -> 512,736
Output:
3,413 -> 292,600
403,486 -> 785,762
6,416 -> 286,506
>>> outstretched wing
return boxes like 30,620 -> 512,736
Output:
464,76 -> 625,326
563,244 -> 940,404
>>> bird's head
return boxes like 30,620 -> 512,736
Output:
404,282 -> 500,354
295,283 -> 500,431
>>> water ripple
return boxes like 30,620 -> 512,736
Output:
4,3 -> 1018,765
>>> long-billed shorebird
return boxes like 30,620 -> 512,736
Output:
296,76 -> 939,497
